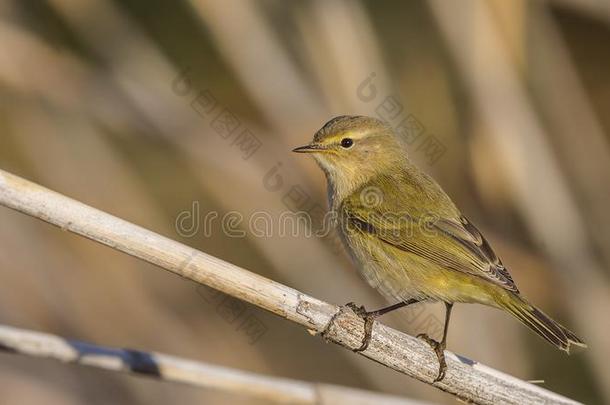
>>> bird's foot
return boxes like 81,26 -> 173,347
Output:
417,333 -> 447,382
344,302 -> 376,352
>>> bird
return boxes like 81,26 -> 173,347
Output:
293,115 -> 586,382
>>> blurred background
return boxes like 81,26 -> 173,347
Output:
1,0 -> 609,404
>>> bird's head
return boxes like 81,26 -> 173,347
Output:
293,115 -> 406,196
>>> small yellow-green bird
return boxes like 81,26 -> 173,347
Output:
293,115 -> 585,382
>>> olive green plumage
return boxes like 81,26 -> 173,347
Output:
294,115 -> 585,354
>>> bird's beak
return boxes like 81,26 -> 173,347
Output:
292,143 -> 326,154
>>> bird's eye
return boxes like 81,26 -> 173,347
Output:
340,138 -> 354,148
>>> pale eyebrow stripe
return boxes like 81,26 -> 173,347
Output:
324,129 -> 372,143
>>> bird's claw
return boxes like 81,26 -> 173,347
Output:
417,333 -> 447,382
345,302 -> 367,317
344,302 -> 375,352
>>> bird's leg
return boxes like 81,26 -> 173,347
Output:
345,299 -> 419,352
417,302 -> 453,382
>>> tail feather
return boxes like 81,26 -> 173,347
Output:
503,295 -> 586,353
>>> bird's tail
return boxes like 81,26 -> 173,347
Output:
501,294 -> 586,353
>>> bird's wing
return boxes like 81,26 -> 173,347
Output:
434,216 -> 518,292
343,200 -> 519,293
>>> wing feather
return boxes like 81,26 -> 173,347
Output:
344,203 -> 519,293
